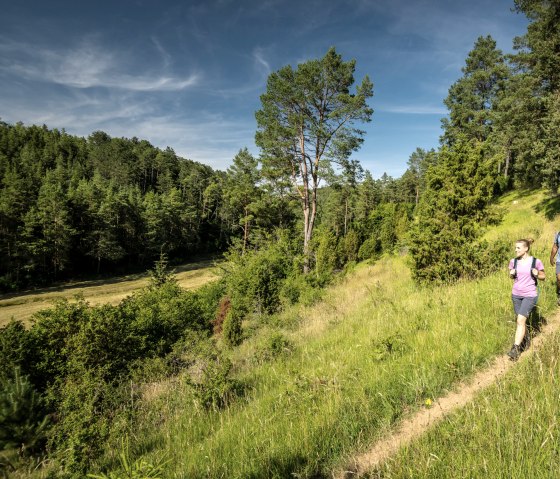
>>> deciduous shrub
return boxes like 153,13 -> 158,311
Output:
254,331 -> 294,363
223,233 -> 293,320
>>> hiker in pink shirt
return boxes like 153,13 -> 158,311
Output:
507,238 -> 545,361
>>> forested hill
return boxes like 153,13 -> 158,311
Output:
0,123 -> 233,290
0,120 -> 422,293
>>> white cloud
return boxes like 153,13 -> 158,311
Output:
252,47 -> 271,76
0,38 -> 200,92
378,104 -> 446,115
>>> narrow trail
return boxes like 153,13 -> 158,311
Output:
337,307 -> 560,478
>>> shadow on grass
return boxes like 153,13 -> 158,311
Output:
0,258 -> 219,302
245,454 -> 329,479
533,194 -> 560,221
521,307 -> 548,352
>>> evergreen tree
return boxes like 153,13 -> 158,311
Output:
255,47 -> 373,272
0,368 -> 50,453
507,0 -> 560,191
223,148 -> 261,252
442,36 -> 510,145
25,169 -> 74,280
409,139 -> 494,282
354,170 -> 379,235
405,147 -> 438,204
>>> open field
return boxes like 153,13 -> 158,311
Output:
0,259 -> 220,326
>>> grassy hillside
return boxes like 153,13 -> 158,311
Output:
370,329 -> 560,478
87,190 -> 558,478
367,190 -> 560,478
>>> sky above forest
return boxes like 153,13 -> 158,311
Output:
0,0 -> 529,177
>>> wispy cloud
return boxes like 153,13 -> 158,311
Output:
129,114 -> 256,169
379,104 -> 446,115
0,37 -> 200,92
252,47 -> 271,76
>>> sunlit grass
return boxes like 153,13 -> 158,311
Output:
0,260 -> 219,326
118,189 -> 558,478
372,329 -> 560,479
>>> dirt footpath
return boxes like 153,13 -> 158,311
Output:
337,308 -> 560,478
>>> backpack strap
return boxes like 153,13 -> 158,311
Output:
531,256 -> 538,286
513,257 -> 517,270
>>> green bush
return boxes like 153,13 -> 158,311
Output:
0,321 -> 31,382
194,279 -> 226,325
224,234 -> 293,320
48,370 -> 134,475
6,276 -> 215,475
279,273 -> 316,306
26,297 -> 92,390
188,353 -> 241,410
121,281 -> 210,358
254,332 -> 294,363
222,311 -> 243,347
358,236 -> 380,261
313,229 -> 339,282
339,229 -> 360,263
0,368 -> 50,453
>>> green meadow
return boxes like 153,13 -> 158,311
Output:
0,260 -> 219,327
82,189 -> 558,478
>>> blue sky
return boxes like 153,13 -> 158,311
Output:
0,0 -> 528,177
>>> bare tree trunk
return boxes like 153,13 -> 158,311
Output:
344,196 -> 348,235
242,206 -> 249,254
303,205 -> 310,274
504,148 -> 510,178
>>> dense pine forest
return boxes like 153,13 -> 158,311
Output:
1,0 -> 559,477
0,121 -> 419,291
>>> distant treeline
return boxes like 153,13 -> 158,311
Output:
0,123 -> 233,289
0,122 -> 420,291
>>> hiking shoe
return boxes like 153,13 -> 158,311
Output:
520,333 -> 531,351
507,344 -> 521,361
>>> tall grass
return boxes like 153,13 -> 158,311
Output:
365,190 -> 560,478
371,330 -> 560,479
93,189 -> 558,478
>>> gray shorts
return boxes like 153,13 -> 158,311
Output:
512,294 -> 538,318
556,262 -> 560,275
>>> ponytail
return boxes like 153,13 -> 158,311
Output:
516,238 -> 534,250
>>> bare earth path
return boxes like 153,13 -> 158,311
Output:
337,308 -> 560,478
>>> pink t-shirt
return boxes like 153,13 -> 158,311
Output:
508,257 -> 544,298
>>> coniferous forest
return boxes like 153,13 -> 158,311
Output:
1,0 -> 559,477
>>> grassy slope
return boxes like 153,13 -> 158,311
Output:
0,260 -> 219,326
369,190 -> 560,479
118,190 -> 558,478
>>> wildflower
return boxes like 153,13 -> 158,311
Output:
425,398 -> 432,407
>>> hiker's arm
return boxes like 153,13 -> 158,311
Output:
536,269 -> 546,281
551,243 -> 558,266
